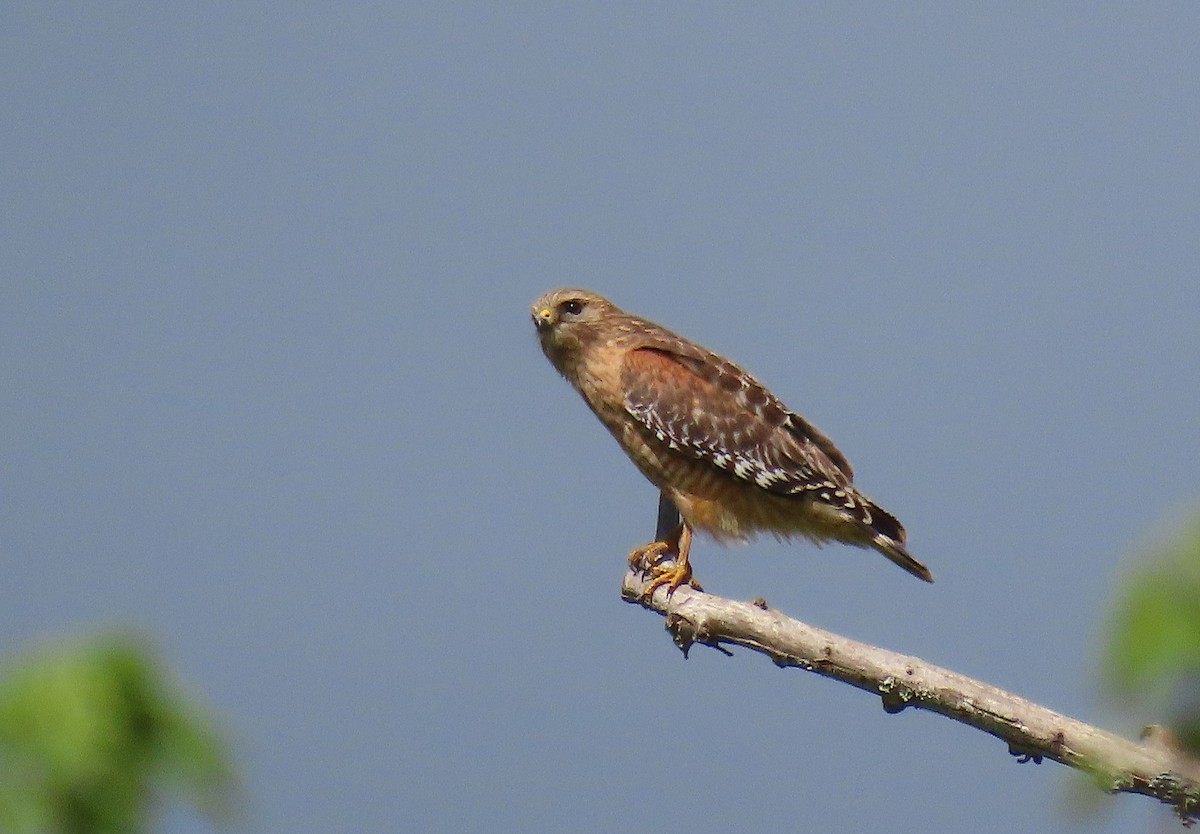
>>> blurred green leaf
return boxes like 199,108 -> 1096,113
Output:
1109,576 -> 1200,692
0,634 -> 237,834
1104,515 -> 1200,756
1107,518 -> 1200,693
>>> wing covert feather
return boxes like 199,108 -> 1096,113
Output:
620,346 -> 851,495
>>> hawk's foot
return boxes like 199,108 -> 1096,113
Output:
629,523 -> 698,598
643,558 -> 702,598
628,540 -> 673,574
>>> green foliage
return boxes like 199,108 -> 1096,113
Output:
0,635 -> 236,834
1105,516 -> 1200,754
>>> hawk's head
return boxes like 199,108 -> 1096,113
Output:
531,288 -> 615,368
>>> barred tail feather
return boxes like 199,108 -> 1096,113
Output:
863,499 -> 933,583
872,534 -> 934,583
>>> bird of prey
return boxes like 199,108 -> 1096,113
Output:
532,288 -> 932,597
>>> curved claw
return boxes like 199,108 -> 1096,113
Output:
628,540 -> 671,574
643,558 -> 702,598
635,524 -> 698,599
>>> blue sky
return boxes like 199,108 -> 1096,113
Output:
3,5 -> 1199,832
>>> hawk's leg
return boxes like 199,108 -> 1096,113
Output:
635,523 -> 702,598
654,491 -> 680,544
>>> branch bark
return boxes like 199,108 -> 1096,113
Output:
621,570 -> 1200,825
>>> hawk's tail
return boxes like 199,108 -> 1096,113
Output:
862,500 -> 934,583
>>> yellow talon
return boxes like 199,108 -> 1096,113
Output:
643,559 -> 701,598
628,540 -> 670,573
631,524 -> 701,598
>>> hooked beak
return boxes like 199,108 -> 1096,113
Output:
532,307 -> 554,331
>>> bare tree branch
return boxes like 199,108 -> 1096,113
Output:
621,570 -> 1200,825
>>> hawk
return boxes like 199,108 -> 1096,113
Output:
531,288 -> 932,597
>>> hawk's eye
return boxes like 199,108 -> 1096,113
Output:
559,299 -> 585,317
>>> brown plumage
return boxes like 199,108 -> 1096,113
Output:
531,288 -> 932,595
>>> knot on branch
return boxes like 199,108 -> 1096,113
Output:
1007,742 -> 1044,764
1146,772 -> 1200,827
663,610 -> 733,659
877,676 -> 916,714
